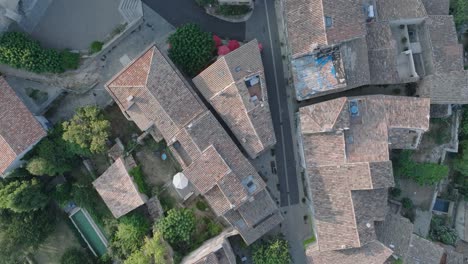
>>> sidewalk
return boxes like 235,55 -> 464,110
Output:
46,4 -> 175,123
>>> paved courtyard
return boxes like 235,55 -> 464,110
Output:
30,0 -> 125,50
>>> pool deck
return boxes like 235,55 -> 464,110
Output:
69,207 -> 108,256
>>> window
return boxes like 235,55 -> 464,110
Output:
325,16 -> 333,28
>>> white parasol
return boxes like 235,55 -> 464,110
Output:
172,172 -> 188,189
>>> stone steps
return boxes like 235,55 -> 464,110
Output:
119,0 -> 143,24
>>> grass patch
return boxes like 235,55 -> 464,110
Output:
129,165 -> 151,196
60,50 -> 80,70
303,216 -> 316,247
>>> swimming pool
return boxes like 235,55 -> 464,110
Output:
69,208 -> 108,256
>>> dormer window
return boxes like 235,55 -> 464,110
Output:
325,16 -> 333,28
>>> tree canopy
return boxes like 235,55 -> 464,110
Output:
0,208 -> 56,262
60,247 -> 94,264
158,208 -> 195,249
111,213 -> 150,258
62,106 -> 110,154
252,237 -> 291,264
393,150 -> 448,185
0,179 -> 49,212
26,125 -> 86,176
124,230 -> 172,264
168,24 -> 215,76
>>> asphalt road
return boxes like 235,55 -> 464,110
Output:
246,0 -> 299,206
142,0 -> 246,40
143,0 -> 299,206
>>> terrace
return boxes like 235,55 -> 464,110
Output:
292,46 -> 346,100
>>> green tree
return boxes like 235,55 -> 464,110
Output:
62,106 -> 110,154
429,216 -> 458,245
26,125 -> 86,176
111,213 -> 150,258
0,207 -> 56,262
124,250 -> 150,264
451,0 -> 468,28
124,229 -> 172,264
393,150 -> 448,185
60,247 -> 94,264
158,208 -> 195,249
252,237 -> 291,264
168,24 -> 215,76
0,179 -> 49,212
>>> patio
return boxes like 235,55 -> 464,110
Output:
30,0 -> 125,50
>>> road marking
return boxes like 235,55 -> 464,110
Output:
264,0 -> 290,205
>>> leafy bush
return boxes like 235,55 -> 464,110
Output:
158,208 -> 195,249
90,41 -> 104,54
196,200 -> 208,211
401,197 -> 413,209
53,183 -> 72,207
430,216 -> 458,245
195,0 -> 216,7
129,165 -> 150,196
393,150 -> 448,185
124,230 -> 172,264
60,248 -> 94,264
168,24 -> 215,76
216,4 -> 251,16
0,32 -> 79,73
390,187 -> 402,198
60,50 -> 80,70
62,106 -> 111,154
111,213 -> 150,258
451,0 -> 468,28
0,178 -> 49,212
26,125 -> 85,176
252,237 -> 291,264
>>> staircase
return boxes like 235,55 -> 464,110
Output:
118,0 -> 143,24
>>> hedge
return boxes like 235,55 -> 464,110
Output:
0,32 -> 79,73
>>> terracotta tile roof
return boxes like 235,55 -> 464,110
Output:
406,235 -> 444,264
299,97 -> 348,133
284,0 -> 366,57
376,212 -> 414,258
427,15 -> 464,73
92,156 -> 146,218
182,230 -> 237,264
193,40 -> 276,158
418,71 -> 468,104
306,241 -> 393,264
106,44 -> 282,245
375,0 -> 427,21
299,95 -> 429,253
0,77 -> 46,174
421,0 -> 450,15
284,0 -> 327,56
184,145 -> 231,194
106,45 -> 205,142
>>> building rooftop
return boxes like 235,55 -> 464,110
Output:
299,95 -> 429,258
375,212 -> 445,264
193,39 -> 276,158
181,229 -> 237,264
306,241 -> 393,264
0,77 -> 47,175
106,46 -> 205,142
92,156 -> 146,218
285,0 -> 465,101
106,44 -> 282,245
